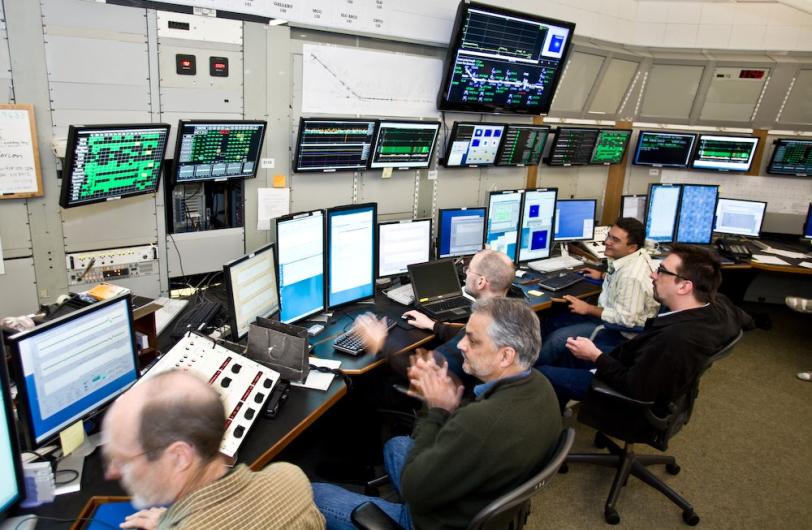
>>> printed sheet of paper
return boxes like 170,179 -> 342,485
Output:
257,188 -> 290,230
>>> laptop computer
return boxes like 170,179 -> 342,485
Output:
408,259 -> 472,321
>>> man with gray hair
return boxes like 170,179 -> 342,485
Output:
313,297 -> 561,529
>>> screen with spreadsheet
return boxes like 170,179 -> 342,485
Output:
518,188 -> 558,262
293,118 -> 376,172
714,198 -> 767,238
547,128 -> 599,166
173,121 -> 266,183
495,125 -> 550,166
645,184 -> 681,243
327,203 -> 377,308
224,243 -> 280,340
276,210 -> 325,324
378,219 -> 432,277
438,208 -> 486,259
676,185 -> 719,244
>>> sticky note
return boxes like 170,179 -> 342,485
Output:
60,421 -> 86,457
272,174 -> 286,188
528,290 -> 543,297
381,167 -> 393,179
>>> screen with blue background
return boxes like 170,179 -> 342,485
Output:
438,208 -> 486,258
518,189 -> 557,262
676,185 -> 718,244
804,203 -> 812,239
554,200 -> 596,241
1,358 -> 22,513
645,185 -> 681,243
486,192 -> 523,261
278,212 -> 325,323
328,205 -> 376,307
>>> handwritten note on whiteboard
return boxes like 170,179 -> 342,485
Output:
0,104 -> 43,199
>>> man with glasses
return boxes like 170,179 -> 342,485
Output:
540,244 -> 751,410
102,370 -> 325,530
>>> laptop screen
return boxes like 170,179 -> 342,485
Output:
409,260 -> 462,303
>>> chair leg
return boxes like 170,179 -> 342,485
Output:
636,454 -> 676,467
630,461 -> 695,513
566,453 -> 620,468
604,451 -> 635,514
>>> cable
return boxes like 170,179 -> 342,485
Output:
53,468 -> 79,485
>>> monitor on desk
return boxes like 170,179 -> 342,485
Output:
676,184 -> 719,244
438,208 -> 486,259
494,124 -> 550,167
713,198 -> 767,238
378,218 -> 432,278
621,195 -> 647,223
486,190 -> 523,261
293,118 -> 377,173
276,210 -> 325,324
0,339 -> 26,521
554,199 -> 596,241
7,296 -> 139,449
805,203 -> 812,240
327,203 -> 377,309
173,120 -> 267,183
442,122 -> 505,168
224,243 -> 280,340
517,188 -> 558,262
645,183 -> 681,243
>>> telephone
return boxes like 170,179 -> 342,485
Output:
715,238 -> 752,262
580,225 -> 610,260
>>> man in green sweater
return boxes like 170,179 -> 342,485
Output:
313,297 -> 562,529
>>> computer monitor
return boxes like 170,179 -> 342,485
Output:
224,243 -> 280,340
486,190 -> 524,261
437,208 -> 486,259
767,138 -> 812,176
691,135 -> 758,172
591,129 -> 632,165
0,340 -> 26,521
8,296 -> 139,448
369,121 -> 441,170
547,128 -> 599,166
621,195 -> 647,223
59,123 -> 171,208
378,218 -> 432,278
276,210 -> 325,324
293,118 -> 377,172
645,183 -> 682,243
494,124 -> 550,167
554,199 -> 596,241
675,184 -> 719,244
437,2 -> 575,115
442,122 -> 506,168
326,203 -> 377,309
804,203 -> 812,240
633,131 -> 697,168
517,188 -> 558,262
713,198 -> 767,238
173,120 -> 267,183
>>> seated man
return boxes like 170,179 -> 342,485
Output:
313,298 -> 562,529
102,370 -> 325,530
536,217 -> 660,369
541,244 -> 752,411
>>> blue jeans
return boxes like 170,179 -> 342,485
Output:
538,360 -> 596,411
313,436 -> 414,530
535,313 -> 625,368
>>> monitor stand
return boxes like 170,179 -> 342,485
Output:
557,242 -> 571,257
54,433 -> 102,496
1,516 -> 37,530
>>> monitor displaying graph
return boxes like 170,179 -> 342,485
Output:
369,121 -> 440,169
173,121 -> 266,183
495,125 -> 550,166
294,118 -> 376,172
691,135 -> 758,172
591,129 -> 632,165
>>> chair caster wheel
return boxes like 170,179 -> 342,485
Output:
594,432 -> 608,449
604,508 -> 620,525
682,510 -> 699,526
666,463 -> 681,475
558,463 -> 569,474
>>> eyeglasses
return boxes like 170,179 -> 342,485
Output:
463,265 -> 484,278
103,445 -> 167,470
656,264 -> 687,281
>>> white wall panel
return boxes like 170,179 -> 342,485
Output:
0,257 -> 38,316
640,64 -> 704,120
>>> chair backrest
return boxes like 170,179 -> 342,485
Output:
467,428 -> 575,530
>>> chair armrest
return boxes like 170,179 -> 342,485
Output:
590,379 -> 654,408
351,501 -> 403,530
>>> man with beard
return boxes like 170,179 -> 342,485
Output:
101,370 -> 325,530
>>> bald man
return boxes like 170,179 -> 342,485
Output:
102,370 -> 324,530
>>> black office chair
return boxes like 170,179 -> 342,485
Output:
351,427 -> 576,530
563,330 -> 743,526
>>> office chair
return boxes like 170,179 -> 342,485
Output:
351,427 -> 575,530
563,330 -> 743,526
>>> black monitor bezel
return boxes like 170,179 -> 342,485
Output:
632,131 -> 697,168
441,122 -> 507,168
0,339 -> 26,514
171,119 -> 267,184
517,187 -> 559,264
293,117 -> 378,173
590,128 -> 632,165
690,134 -> 759,173
377,218 -> 433,279
59,123 -> 171,208
712,197 -> 768,239
620,194 -> 648,223
803,202 -> 812,240
546,127 -> 600,167
223,242 -> 280,340
437,1 -> 576,115
766,138 -> 812,177
326,202 -> 378,310
493,124 -> 551,167
274,209 -> 326,324
368,119 -> 441,170
644,182 -> 682,244
553,198 -> 597,242
675,184 -> 719,244
8,295 -> 138,449
437,207 -> 487,259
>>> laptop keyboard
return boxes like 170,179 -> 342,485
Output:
537,271 -> 583,292
427,297 -> 470,313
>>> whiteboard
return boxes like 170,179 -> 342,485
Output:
0,104 -> 44,199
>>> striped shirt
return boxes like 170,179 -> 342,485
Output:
598,249 -> 660,329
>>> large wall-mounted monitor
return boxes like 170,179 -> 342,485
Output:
276,210 -> 325,324
8,296 -> 139,448
59,123 -> 170,208
675,184 -> 719,244
0,340 -> 26,519
442,122 -> 505,168
621,195 -> 647,224
369,121 -> 440,170
495,124 -> 550,167
378,219 -> 432,278
293,118 -> 376,172
713,198 -> 767,238
437,2 -> 575,115
173,120 -> 266,183
517,188 -> 558,262
633,131 -> 697,168
767,138 -> 812,177
691,135 -> 758,172
486,190 -> 523,262
804,203 -> 812,240
590,129 -> 632,165
326,203 -> 377,309
547,128 -> 599,166
645,183 -> 681,243
224,243 -> 280,340
438,207 -> 486,259
554,199 -> 596,242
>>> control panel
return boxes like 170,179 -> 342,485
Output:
66,244 -> 158,285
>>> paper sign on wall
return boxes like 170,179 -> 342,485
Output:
257,188 -> 290,230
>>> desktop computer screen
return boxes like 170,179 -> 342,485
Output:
369,121 -> 440,169
495,125 -> 550,167
0,340 -> 26,517
327,203 -> 377,308
173,121 -> 267,183
645,184 -> 681,243
60,123 -> 171,208
293,118 -> 377,172
804,203 -> 812,239
486,191 -> 523,261
767,138 -> 812,176
554,199 -> 596,241
378,218 -> 432,277
691,135 -> 758,172
224,243 -> 280,340
633,131 -> 696,168
8,296 -> 139,448
547,128 -> 599,166
437,208 -> 485,259
713,198 -> 767,238
676,184 -> 719,244
518,188 -> 558,262
443,122 -> 505,167
276,210 -> 325,324
621,195 -> 647,223
591,129 -> 632,165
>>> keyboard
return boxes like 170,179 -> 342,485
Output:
537,271 -> 583,292
170,300 -> 222,339
333,316 -> 397,356
385,283 -> 415,306
154,297 -> 190,335
752,240 -> 769,251
527,255 -> 583,273
426,297 -> 470,313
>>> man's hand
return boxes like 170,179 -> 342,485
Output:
565,336 -> 603,363
120,507 -> 166,530
352,313 -> 389,353
563,294 -> 595,316
402,310 -> 436,331
580,267 -> 604,280
407,356 -> 463,413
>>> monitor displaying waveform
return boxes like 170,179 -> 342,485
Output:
369,121 -> 441,169
294,118 -> 377,172
767,138 -> 812,177
633,131 -> 697,168
591,129 -> 632,165
547,128 -> 599,166
495,124 -> 550,166
173,121 -> 266,183
691,135 -> 758,172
